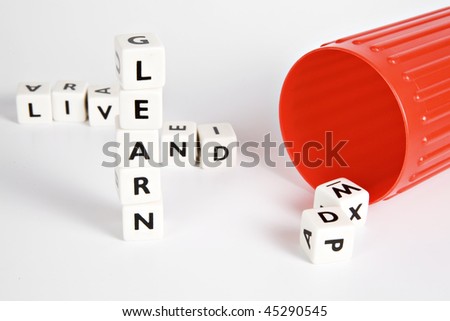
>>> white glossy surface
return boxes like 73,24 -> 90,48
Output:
1,0 -> 449,300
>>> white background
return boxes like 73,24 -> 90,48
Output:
0,0 -> 449,300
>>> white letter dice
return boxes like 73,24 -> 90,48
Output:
161,121 -> 198,167
52,81 -> 88,122
314,178 -> 369,226
300,207 -> 355,264
115,33 -> 165,90
115,167 -> 161,204
116,128 -> 160,167
119,89 -> 162,130
16,82 -> 53,124
198,123 -> 238,169
123,201 -> 164,241
87,85 -> 119,126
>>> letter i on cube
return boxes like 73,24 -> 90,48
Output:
87,84 -> 119,126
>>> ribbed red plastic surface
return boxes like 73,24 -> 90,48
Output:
280,7 -> 450,203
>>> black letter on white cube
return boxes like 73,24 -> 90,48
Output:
134,213 -> 153,230
313,178 -> 369,227
134,177 -> 150,195
300,207 -> 355,264
303,229 -> 312,250
324,239 -> 344,252
135,100 -> 149,119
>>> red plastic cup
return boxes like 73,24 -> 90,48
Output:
279,7 -> 450,203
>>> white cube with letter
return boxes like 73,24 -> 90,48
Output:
314,178 -> 369,226
52,81 -> 88,122
161,121 -> 198,167
115,33 -> 165,90
198,123 -> 238,169
16,82 -> 53,124
87,84 -> 119,126
300,207 -> 355,264
119,88 -> 163,130
122,201 -> 164,241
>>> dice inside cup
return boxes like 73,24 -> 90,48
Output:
300,177 -> 370,264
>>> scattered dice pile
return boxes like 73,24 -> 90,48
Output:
300,177 -> 369,264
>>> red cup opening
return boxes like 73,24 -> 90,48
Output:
280,48 -> 407,203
